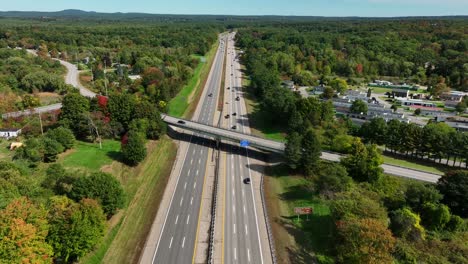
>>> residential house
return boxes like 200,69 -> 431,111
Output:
0,128 -> 21,139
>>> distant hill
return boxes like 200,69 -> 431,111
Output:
0,9 -> 466,21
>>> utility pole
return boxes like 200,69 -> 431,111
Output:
38,113 -> 44,135
104,60 -> 108,97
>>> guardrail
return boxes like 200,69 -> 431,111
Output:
260,173 -> 277,264
207,145 -> 219,264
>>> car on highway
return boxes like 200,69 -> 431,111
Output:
208,93 -> 213,97
236,96 -> 240,101
225,114 -> 230,118
227,87 -> 230,90
231,125 -> 237,130
177,120 -> 186,124
243,178 -> 251,184
232,112 -> 237,116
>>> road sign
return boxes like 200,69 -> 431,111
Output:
240,140 -> 250,147
294,207 -> 313,221
294,207 -> 313,215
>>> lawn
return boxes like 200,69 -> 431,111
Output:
383,154 -> 445,175
60,140 -> 121,171
168,43 -> 218,118
265,164 -> 334,264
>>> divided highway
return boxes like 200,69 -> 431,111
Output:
223,33 -> 264,264
150,34 -> 227,264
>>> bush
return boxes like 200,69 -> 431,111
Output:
121,130 -> 147,166
46,127 -> 75,150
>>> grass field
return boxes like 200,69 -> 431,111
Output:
0,140 -> 14,161
383,154 -> 446,175
168,43 -> 218,118
98,137 -> 177,264
265,164 -> 334,264
60,140 -> 121,171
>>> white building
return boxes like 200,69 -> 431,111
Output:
0,128 -> 21,139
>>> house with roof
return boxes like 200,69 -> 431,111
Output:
0,128 -> 21,139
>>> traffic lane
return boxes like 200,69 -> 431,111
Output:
154,139 -> 208,263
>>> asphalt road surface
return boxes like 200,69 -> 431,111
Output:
223,33 -> 263,264
151,34 -> 227,264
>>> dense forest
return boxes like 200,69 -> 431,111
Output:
237,19 -> 468,91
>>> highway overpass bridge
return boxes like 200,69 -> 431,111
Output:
161,114 -> 285,153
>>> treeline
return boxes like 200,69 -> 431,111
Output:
0,161 -> 125,263
236,19 -> 468,90
359,118 -> 468,167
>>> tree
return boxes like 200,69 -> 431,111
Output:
405,182 -> 442,212
47,196 -> 106,263
284,132 -> 302,170
437,170 -> 468,217
121,130 -> 147,166
42,137 -> 65,163
108,94 -> 137,130
420,202 -> 451,231
350,100 -> 368,115
322,86 -> 335,99
341,139 -> 383,182
46,127 -> 75,150
301,129 -> 322,176
335,218 -> 396,264
314,163 -> 353,196
69,172 -> 125,217
330,78 -> 348,94
360,117 -> 387,145
59,93 -> 90,138
390,208 -> 425,241
330,188 -> 389,224
0,197 -> 53,263
431,83 -> 450,97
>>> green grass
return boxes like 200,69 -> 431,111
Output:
101,137 -> 177,263
0,140 -> 14,161
383,155 -> 445,175
266,164 -> 334,264
167,56 -> 206,117
60,140 -> 121,171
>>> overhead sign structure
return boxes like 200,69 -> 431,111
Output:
240,140 -> 250,147
294,207 -> 313,221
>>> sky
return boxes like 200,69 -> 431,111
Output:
1,0 -> 467,17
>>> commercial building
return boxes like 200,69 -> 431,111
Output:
0,128 -> 21,139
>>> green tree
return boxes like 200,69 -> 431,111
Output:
405,182 -> 442,212
59,93 -> 90,138
42,137 -> 65,163
330,189 -> 388,223
360,117 -> 387,145
314,163 -> 353,196
69,172 -> 125,217
341,139 -> 383,182
284,132 -> 303,170
47,196 -> 106,263
350,100 -> 368,114
390,208 -> 425,241
301,129 -> 322,176
0,197 -> 53,264
437,170 -> 468,217
330,78 -> 348,94
121,130 -> 147,166
46,127 -> 75,150
420,202 -> 451,231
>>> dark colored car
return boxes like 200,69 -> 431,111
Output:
236,96 -> 240,101
208,93 -> 213,97
232,112 -> 237,116
243,178 -> 251,184
231,125 -> 237,130
227,87 -> 230,90
177,120 -> 186,124
225,114 -> 230,118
